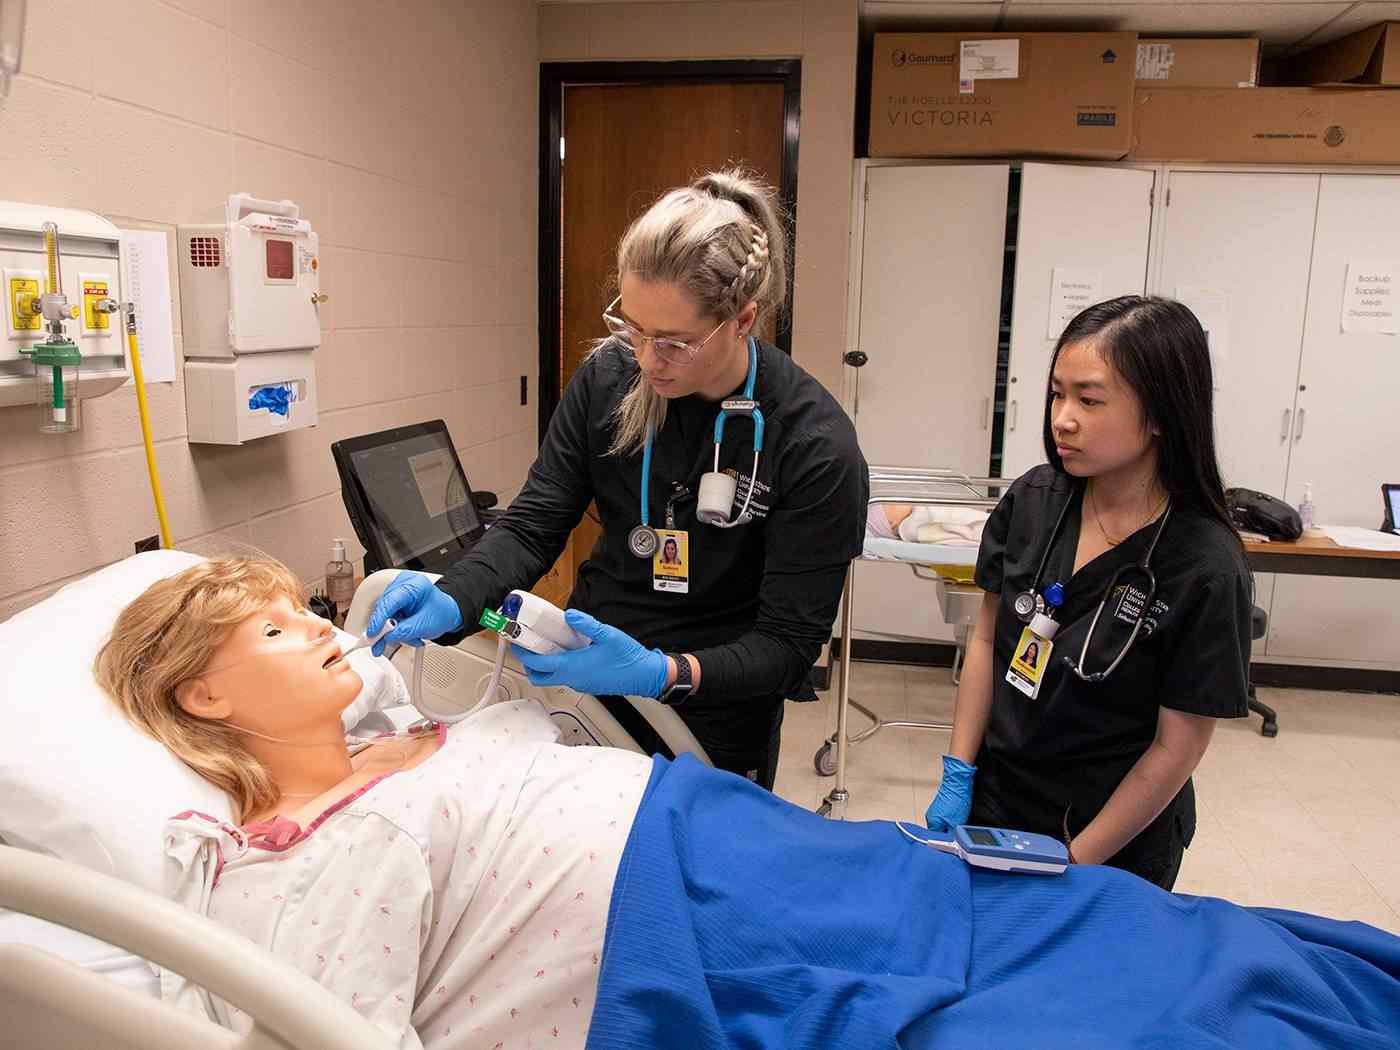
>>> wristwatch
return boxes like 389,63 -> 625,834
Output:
658,654 -> 694,706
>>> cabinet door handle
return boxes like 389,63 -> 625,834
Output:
1280,408 -> 1291,442
981,397 -> 990,430
1294,407 -> 1305,442
1009,399 -> 1019,431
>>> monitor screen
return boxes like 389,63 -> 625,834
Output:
340,424 -> 481,569
1387,484 -> 1400,532
966,828 -> 998,848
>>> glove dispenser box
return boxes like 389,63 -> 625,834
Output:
178,193 -> 322,444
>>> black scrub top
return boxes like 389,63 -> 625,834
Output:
974,465 -> 1251,855
435,340 -> 868,731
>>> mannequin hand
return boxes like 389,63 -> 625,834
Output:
513,609 -> 668,698
924,754 -> 976,832
366,572 -> 463,656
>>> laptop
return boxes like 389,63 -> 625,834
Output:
332,420 -> 485,576
1385,483 -> 1400,535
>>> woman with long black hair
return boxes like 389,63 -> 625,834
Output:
923,296 -> 1251,890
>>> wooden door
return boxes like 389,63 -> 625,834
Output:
555,79 -> 788,579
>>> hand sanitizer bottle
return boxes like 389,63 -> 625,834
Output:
325,539 -> 355,623
1298,484 -> 1316,531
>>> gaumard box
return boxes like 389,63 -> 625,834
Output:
1286,22 -> 1400,87
1135,38 -> 1260,87
870,32 -> 1137,159
1131,87 -> 1400,164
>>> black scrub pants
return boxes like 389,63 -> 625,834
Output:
969,782 -> 1191,891
598,695 -> 785,791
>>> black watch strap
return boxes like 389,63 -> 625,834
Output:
659,654 -> 694,705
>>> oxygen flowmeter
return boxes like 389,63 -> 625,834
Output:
1,202 -> 128,433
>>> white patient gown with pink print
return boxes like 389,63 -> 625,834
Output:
163,700 -> 651,1049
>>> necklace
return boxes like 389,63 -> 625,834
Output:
1088,485 -> 1167,547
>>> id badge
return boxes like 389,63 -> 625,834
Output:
1005,625 -> 1053,699
652,528 -> 689,594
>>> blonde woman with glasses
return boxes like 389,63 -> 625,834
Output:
368,169 -> 868,787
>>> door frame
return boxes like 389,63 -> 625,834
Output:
538,59 -> 802,440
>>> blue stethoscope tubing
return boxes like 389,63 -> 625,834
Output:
631,338 -> 765,556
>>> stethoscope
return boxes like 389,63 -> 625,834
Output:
627,337 -> 766,559
1014,484 -> 1173,683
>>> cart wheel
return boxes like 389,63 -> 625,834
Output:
1260,720 -> 1279,739
813,740 -> 838,777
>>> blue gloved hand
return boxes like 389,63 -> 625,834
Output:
366,571 -> 463,656
924,754 -> 977,832
512,609 -> 669,698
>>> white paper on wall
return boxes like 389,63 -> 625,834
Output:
1047,267 -> 1102,341
118,229 -> 176,385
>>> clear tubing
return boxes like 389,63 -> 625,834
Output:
200,635 -> 338,677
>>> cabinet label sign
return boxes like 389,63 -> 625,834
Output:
1341,261 -> 1397,335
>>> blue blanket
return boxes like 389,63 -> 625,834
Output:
587,755 -> 1400,1049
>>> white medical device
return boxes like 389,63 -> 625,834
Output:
0,202 -> 127,425
492,590 -> 591,655
899,823 -> 1069,875
177,193 -> 323,444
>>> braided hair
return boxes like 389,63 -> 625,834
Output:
598,168 -> 790,455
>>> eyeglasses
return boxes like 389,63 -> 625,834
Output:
602,295 -> 727,366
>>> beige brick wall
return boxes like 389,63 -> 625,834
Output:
538,0 -> 859,397
0,0 -> 539,618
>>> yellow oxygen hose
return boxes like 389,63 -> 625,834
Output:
124,304 -> 173,550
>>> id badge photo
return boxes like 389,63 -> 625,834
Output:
652,528 -> 690,594
1006,624 -> 1054,699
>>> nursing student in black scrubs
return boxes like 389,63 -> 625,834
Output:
924,296 -> 1251,890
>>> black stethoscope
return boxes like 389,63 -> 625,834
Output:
627,338 -> 766,559
1014,485 -> 1173,683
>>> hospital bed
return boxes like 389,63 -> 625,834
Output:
0,551 -> 706,1049
817,468 -> 1002,819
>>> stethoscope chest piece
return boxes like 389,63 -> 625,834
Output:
628,524 -> 659,559
1013,590 -> 1042,622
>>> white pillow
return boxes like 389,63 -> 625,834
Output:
0,550 -> 407,896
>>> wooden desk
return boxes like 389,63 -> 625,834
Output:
1241,535 -> 1400,580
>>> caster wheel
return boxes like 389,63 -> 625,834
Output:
1261,722 -> 1278,738
813,740 -> 838,777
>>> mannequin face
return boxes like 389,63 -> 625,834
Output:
618,274 -> 757,399
176,593 -> 361,737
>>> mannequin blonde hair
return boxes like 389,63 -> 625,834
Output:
600,168 -> 790,455
94,558 -> 306,821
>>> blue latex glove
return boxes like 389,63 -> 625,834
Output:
512,609 -> 669,698
366,571 -> 463,656
924,754 -> 977,832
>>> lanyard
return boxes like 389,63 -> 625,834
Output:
638,338 -> 762,529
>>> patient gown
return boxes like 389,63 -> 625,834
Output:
589,754 -> 1400,1050
164,701 -> 651,1049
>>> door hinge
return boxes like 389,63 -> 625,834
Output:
1165,186 -> 1172,207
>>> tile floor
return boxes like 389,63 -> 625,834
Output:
773,660 -> 1400,935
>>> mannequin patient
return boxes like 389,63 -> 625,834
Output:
94,558 -> 1400,1050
